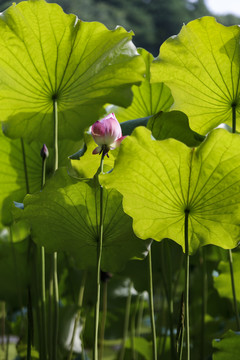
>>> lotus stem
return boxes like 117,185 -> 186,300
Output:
148,245 -> 157,360
93,152 -> 105,360
184,209 -> 190,360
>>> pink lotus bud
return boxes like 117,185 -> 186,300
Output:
91,113 -> 126,156
40,144 -> 49,160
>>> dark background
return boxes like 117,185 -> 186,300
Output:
1,0 -> 239,56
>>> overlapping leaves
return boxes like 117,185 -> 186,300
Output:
21,168 -> 149,272
110,48 -> 173,121
152,17 -> 240,134
0,128 -> 82,225
0,0 -> 145,143
100,127 -> 240,253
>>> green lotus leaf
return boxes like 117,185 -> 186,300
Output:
21,168 -> 149,272
0,233 -> 28,306
0,0 -> 145,143
125,337 -> 153,360
213,330 -> 240,360
152,17 -> 240,135
100,127 -> 240,254
0,130 -> 42,225
213,251 -> 240,303
147,110 -> 205,146
0,128 -> 82,225
69,132 -> 117,179
109,48 -> 173,122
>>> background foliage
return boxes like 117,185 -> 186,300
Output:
0,0 -> 240,55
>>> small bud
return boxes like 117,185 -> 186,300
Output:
40,144 -> 49,160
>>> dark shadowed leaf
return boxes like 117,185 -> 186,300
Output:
21,168 -> 149,272
147,111 -> 205,146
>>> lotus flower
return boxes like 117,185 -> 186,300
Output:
91,113 -> 126,156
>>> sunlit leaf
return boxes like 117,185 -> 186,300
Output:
213,251 -> 240,303
152,17 -> 240,135
100,127 -> 240,253
213,330 -> 240,360
21,168 -> 149,272
0,0 -> 145,143
110,48 -> 173,121
125,337 -> 153,360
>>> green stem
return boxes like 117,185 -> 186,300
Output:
160,242 -> 176,359
136,293 -> 144,338
166,243 -> 176,360
27,287 -> 33,360
48,274 -> 53,360
99,280 -> 108,360
53,98 -> 58,172
184,210 -> 190,360
119,281 -> 132,360
232,103 -> 236,133
40,246 -> 48,360
177,293 -> 185,360
148,246 -> 157,360
130,295 -> 139,360
229,103 -> 240,330
52,252 -> 59,360
228,250 -> 240,330
40,149 -> 48,360
200,248 -> 207,360
51,98 -> 59,360
68,271 -> 87,360
21,138 -> 34,359
93,152 -> 105,360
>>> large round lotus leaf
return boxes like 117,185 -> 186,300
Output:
109,48 -> 173,122
21,168 -> 149,272
0,128 -> 82,226
152,17 -> 240,135
100,127 -> 240,254
0,0 -> 145,143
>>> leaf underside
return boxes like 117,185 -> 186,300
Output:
100,127 -> 240,254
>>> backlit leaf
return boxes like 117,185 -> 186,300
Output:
213,251 -> 240,303
152,17 -> 240,135
0,0 -> 145,143
100,127 -> 240,253
110,48 -> 173,121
